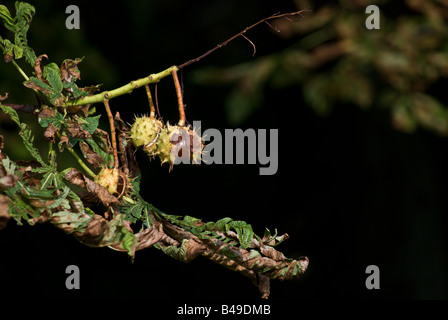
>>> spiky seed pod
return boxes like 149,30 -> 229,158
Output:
129,116 -> 204,170
95,167 -> 119,195
129,116 -> 163,154
157,123 -> 204,170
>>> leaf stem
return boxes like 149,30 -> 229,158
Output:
65,145 -> 96,178
11,60 -> 30,81
103,99 -> 119,168
172,69 -> 186,126
145,84 -> 156,118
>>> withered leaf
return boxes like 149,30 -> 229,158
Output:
0,174 -> 19,189
38,105 -> 56,120
115,112 -> 140,178
0,195 -> 10,230
93,128 -> 113,153
79,214 -> 108,240
80,84 -> 102,96
28,209 -> 51,226
28,198 -> 55,208
4,53 -> 13,63
65,168 -> 119,206
66,118 -> 91,139
254,274 -> 270,299
0,92 -> 8,101
43,122 -> 59,143
259,245 -> 287,261
24,78 -> 54,95
66,105 -> 90,117
34,54 -> 49,80
58,134 -> 70,152
79,141 -> 103,168
60,58 -> 82,83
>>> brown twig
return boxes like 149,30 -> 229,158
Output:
103,99 -> 119,168
145,85 -> 156,118
172,69 -> 186,126
241,34 -> 257,56
177,10 -> 306,69
1,104 -> 37,114
154,82 -> 162,121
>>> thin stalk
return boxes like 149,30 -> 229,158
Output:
11,60 -> 30,81
145,84 -> 156,118
57,132 -> 96,178
172,69 -> 186,126
103,99 -> 119,168
66,146 -> 96,178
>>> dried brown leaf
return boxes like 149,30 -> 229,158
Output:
78,215 -> 108,240
43,122 -> 59,143
79,84 -> 102,96
93,128 -> 113,154
4,53 -> 13,63
38,105 -> 56,119
23,80 -> 53,95
115,112 -> 140,178
254,273 -> 270,299
0,92 -> 8,101
79,141 -> 103,168
0,174 -> 19,189
0,195 -> 10,230
64,168 -> 119,206
28,209 -> 51,226
259,245 -> 287,261
60,58 -> 82,83
34,54 -> 48,80
58,134 -> 70,152
66,118 -> 91,139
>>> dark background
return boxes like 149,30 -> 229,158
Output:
1,0 -> 448,304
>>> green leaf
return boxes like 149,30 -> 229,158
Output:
1,38 -> 23,59
85,137 -> 113,167
25,77 -> 56,95
0,104 -> 46,166
44,63 -> 63,93
13,1 -> 36,65
0,5 -> 15,31
80,115 -> 101,134
225,220 -> 254,249
38,111 -> 65,129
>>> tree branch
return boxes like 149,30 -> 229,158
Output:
62,66 -> 178,107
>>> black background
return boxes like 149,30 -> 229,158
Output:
1,0 -> 448,305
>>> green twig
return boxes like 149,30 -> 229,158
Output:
63,66 -> 178,107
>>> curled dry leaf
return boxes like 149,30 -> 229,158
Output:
60,58 -> 82,83
0,174 -> 19,189
0,195 -> 10,230
65,168 -> 119,207
43,122 -> 59,143
24,80 -> 53,95
79,141 -> 104,168
34,54 -> 49,80
0,92 -> 8,101
115,112 -> 140,178
66,118 -> 91,139
37,105 -> 56,120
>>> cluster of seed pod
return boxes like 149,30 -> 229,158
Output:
129,116 -> 203,171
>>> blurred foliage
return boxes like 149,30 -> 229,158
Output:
192,0 -> 448,134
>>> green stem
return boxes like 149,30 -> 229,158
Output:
66,145 -> 96,178
11,59 -> 30,81
48,141 -> 53,161
63,66 -> 178,107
